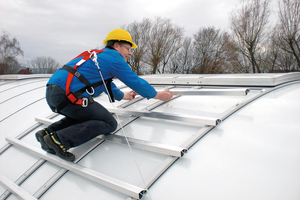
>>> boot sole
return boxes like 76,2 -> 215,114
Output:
44,135 -> 75,162
35,131 -> 55,154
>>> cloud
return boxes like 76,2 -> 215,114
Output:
1,0 -> 241,65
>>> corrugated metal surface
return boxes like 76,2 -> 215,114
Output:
0,73 -> 299,200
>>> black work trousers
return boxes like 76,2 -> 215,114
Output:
45,85 -> 117,150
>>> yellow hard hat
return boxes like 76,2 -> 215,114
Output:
103,29 -> 138,49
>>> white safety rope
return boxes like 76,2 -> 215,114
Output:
91,51 -> 152,199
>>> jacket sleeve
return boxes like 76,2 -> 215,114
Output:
109,54 -> 157,99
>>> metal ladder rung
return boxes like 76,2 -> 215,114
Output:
35,117 -> 187,157
35,117 -> 53,126
36,109 -> 221,127
170,88 -> 250,96
106,109 -> 221,126
5,137 -> 147,200
98,134 -> 187,157
0,172 -> 38,200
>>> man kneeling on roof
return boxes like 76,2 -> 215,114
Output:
35,29 -> 173,162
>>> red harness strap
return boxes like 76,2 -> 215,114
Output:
65,49 -> 105,104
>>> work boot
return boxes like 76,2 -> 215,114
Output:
35,129 -> 55,154
44,133 -> 75,162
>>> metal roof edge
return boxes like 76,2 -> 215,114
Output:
141,72 -> 300,86
0,74 -> 52,80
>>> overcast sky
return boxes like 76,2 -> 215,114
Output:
1,0 -> 245,65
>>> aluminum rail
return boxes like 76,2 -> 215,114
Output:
170,88 -> 250,96
33,138 -> 106,198
35,117 -> 187,157
99,134 -> 188,157
35,117 -> 53,126
106,108 -> 221,126
141,81 -> 300,191
0,159 -> 46,199
2,93 -> 172,200
36,110 -> 221,127
0,173 -> 38,200
5,137 -> 147,200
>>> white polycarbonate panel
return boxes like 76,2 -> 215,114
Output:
153,89 -> 260,118
18,162 -> 61,196
0,87 -> 46,120
117,117 -> 200,146
39,171 -> 128,200
145,83 -> 300,200
0,146 -> 40,182
78,141 -> 168,185
0,79 -> 48,101
1,74 -> 299,200
0,99 -> 50,148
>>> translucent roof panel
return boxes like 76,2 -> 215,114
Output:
146,82 -> 300,200
0,73 -> 299,200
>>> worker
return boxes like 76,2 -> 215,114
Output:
35,29 -> 173,162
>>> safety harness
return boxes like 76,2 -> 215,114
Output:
55,49 -> 114,112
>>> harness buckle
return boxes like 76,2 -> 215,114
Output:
82,97 -> 88,107
86,87 -> 94,95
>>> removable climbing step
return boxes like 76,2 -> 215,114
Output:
98,134 -> 187,157
36,110 -> 221,126
35,117 -> 187,157
106,108 -> 221,126
0,172 -> 38,200
170,88 -> 250,96
5,137 -> 147,200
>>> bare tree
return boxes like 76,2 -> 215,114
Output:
275,0 -> 300,70
268,32 -> 297,72
125,18 -> 151,75
192,27 -> 228,74
168,37 -> 194,74
264,31 -> 279,72
28,56 -> 60,74
277,51 -> 298,72
0,31 -> 24,74
145,17 -> 184,74
230,0 -> 271,73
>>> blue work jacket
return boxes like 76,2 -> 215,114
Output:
47,47 -> 157,101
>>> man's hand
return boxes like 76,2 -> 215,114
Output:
154,89 -> 173,101
123,90 -> 138,100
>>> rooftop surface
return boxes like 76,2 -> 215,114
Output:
0,73 -> 299,200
